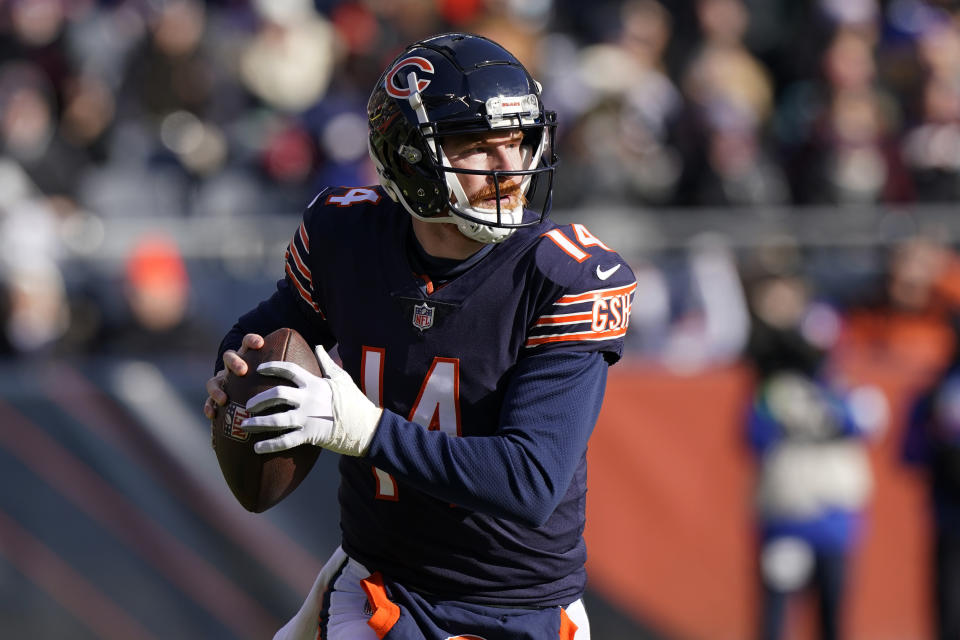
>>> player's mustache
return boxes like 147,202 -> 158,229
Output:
470,181 -> 526,207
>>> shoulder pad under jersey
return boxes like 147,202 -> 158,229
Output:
525,222 -> 637,364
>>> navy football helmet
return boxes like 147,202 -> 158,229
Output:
367,33 -> 558,243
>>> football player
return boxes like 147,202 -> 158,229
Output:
204,33 -> 637,640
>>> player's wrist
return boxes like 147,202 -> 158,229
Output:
316,346 -> 383,457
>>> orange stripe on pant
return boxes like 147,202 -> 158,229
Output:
559,608 -> 578,639
360,572 -> 401,639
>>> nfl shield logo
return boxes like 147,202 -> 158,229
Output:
224,402 -> 250,441
413,302 -> 435,331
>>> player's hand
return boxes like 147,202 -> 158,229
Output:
241,346 -> 383,457
203,333 -> 264,420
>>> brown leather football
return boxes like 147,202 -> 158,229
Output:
211,327 -> 322,512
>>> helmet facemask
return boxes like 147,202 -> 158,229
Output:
436,127 -> 553,244
402,71 -> 555,243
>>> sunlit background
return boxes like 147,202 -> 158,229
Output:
3,0 -> 960,638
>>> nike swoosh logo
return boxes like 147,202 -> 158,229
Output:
595,264 -> 621,280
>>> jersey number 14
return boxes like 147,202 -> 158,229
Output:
361,347 -> 461,501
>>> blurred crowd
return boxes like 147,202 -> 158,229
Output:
2,0 -> 960,356
4,0 -> 960,215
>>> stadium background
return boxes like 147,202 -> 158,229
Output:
2,0 -> 960,638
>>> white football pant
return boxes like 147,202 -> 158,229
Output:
272,546 -> 591,640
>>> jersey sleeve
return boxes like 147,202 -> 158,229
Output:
525,223 -> 637,364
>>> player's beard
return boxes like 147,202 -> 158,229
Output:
469,180 -> 526,211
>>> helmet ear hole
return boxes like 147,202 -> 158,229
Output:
398,144 -> 422,164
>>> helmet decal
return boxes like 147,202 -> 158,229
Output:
385,56 -> 435,98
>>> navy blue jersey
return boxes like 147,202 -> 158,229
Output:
225,185 -> 636,607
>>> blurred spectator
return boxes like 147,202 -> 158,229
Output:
626,233 -> 750,370
0,0 -> 74,102
674,0 -> 790,207
777,25 -> 913,204
239,0 -> 336,113
838,236 -> 960,382
124,233 -> 190,334
59,72 -> 116,164
902,75 -> 960,200
120,0 -> 214,121
0,260 -> 70,356
0,160 -> 70,356
0,60 -> 93,199
900,10 -> 960,201
548,0 -> 684,207
903,314 -> 960,640
818,0 -> 881,33
743,256 -> 888,640
914,9 -> 960,84
82,232 -> 215,356
62,1 -> 148,90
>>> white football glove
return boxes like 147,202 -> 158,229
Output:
241,347 -> 383,457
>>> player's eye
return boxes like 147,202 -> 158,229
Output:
469,145 -> 493,158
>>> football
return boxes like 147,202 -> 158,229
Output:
211,327 -> 322,513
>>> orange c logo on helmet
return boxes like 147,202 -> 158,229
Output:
385,56 -> 435,98
444,636 -> 487,640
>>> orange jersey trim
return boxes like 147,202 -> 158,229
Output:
285,262 -> 322,315
360,572 -> 400,639
556,282 -> 637,305
288,241 -> 312,279
298,222 -> 310,251
534,312 -> 593,326
525,325 -> 629,347
541,229 -> 590,263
